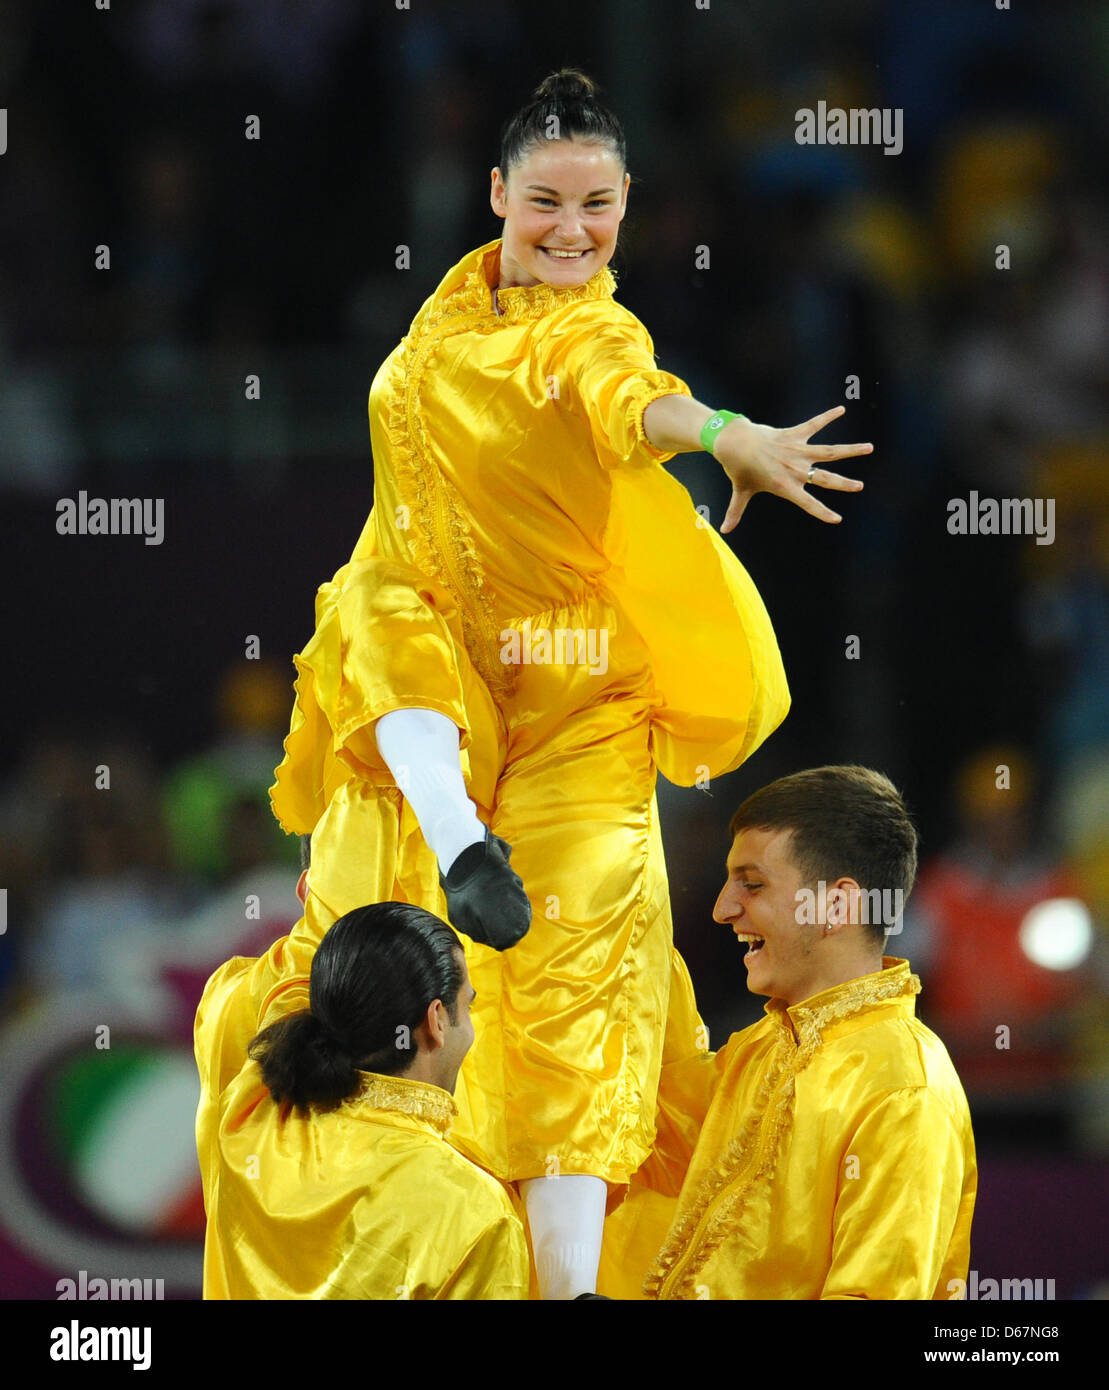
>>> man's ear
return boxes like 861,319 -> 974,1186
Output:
825,878 -> 862,931
421,997 -> 448,1049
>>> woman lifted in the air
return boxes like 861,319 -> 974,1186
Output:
265,68 -> 871,1299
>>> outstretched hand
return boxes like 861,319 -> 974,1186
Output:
713,406 -> 871,533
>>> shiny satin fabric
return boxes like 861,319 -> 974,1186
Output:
603,959 -> 977,1300
194,969 -> 529,1300
266,237 -> 790,1185
350,237 -> 790,781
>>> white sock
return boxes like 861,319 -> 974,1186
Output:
519,1174 -> 608,1300
374,707 -> 485,873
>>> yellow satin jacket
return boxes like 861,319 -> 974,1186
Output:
607,959 -> 977,1300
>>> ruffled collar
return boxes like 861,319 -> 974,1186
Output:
766,957 -> 920,1046
345,1070 -> 457,1138
453,238 -> 617,324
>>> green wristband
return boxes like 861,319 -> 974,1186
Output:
700,410 -> 746,456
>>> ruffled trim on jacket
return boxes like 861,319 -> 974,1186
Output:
346,1070 -> 458,1138
644,961 -> 920,1298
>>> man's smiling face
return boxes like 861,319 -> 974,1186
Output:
712,825 -> 828,1006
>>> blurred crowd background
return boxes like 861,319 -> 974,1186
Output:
1,0 -> 1106,1297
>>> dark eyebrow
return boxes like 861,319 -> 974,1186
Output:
525,184 -> 616,197
730,861 -> 768,877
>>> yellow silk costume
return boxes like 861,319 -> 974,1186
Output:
267,237 -> 790,1187
194,954 -> 529,1299
604,959 -> 977,1300
645,958 -> 976,1298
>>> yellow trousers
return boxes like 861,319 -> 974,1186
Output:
270,562 -> 705,1189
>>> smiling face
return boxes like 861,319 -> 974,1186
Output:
713,826 -> 832,1007
489,138 -> 629,289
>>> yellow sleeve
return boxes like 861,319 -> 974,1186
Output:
544,307 -> 693,467
193,956 -> 257,1210
626,1050 -> 721,1202
821,1087 -> 973,1300
631,954 -> 733,1197
269,554 -> 505,836
438,1212 -> 531,1300
595,1054 -> 727,1300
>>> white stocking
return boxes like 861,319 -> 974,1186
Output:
519,1174 -> 608,1300
374,707 -> 485,873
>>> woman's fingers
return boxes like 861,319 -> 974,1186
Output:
791,487 -> 843,523
720,487 -> 750,534
812,441 -> 874,461
804,468 -> 865,492
714,409 -> 870,528
721,478 -> 844,528
768,470 -> 845,522
796,405 -> 846,435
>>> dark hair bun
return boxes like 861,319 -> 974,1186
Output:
532,68 -> 599,103
248,1008 -> 361,1114
501,68 -> 625,177
242,902 -> 466,1114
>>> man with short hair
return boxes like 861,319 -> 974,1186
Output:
604,765 -> 976,1300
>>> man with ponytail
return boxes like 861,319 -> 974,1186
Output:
266,67 -> 872,1299
194,900 -> 529,1299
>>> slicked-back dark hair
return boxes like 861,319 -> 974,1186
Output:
729,766 -> 919,946
500,68 -> 626,181
248,902 -> 465,1113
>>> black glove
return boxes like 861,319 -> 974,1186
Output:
439,830 -> 532,951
